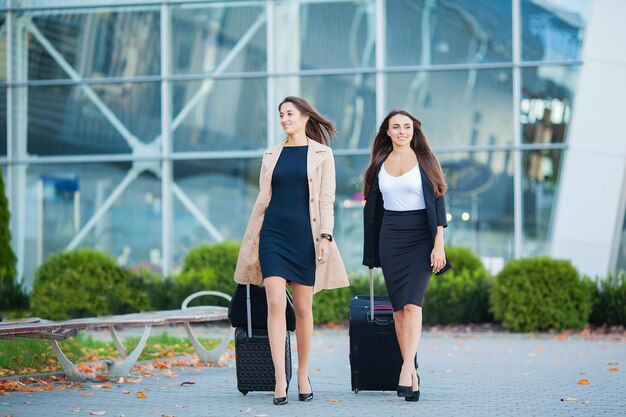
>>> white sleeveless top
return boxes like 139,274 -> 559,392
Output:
378,162 -> 426,211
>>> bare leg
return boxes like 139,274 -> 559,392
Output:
397,304 -> 422,390
292,283 -> 313,394
265,276 -> 288,398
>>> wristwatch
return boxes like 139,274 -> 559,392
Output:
321,234 -> 333,242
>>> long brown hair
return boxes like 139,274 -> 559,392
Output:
363,109 -> 447,199
279,96 -> 336,145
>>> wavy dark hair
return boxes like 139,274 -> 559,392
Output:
363,109 -> 447,199
279,96 -> 336,145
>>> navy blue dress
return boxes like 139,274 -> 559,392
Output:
259,146 -> 316,286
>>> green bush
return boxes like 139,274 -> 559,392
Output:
312,271 -> 388,324
176,241 -> 240,307
424,246 -> 493,325
588,272 -> 626,326
491,257 -> 592,332
0,168 -> 28,315
31,249 -> 151,320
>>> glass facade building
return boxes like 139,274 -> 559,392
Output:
3,0 -> 623,287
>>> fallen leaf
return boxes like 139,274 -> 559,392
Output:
578,379 -> 590,385
609,367 -> 619,372
137,391 -> 147,399
239,407 -> 251,412
561,397 -> 577,402
327,399 -> 342,403
88,411 -> 106,416
80,393 -> 95,397
179,382 -> 195,387
90,384 -> 113,389
121,390 -> 130,394
116,377 -> 125,383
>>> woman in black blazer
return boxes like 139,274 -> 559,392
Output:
362,109 -> 451,402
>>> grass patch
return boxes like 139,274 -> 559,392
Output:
0,332 -> 223,377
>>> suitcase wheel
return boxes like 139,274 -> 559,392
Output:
239,389 -> 249,395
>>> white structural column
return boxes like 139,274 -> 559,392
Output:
271,1 -> 300,146
551,0 -> 626,276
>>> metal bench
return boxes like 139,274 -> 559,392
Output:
0,291 -> 232,381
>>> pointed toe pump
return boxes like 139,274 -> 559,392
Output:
273,383 -> 289,405
405,372 -> 420,402
298,377 -> 313,401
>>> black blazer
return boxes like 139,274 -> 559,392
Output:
362,163 -> 452,275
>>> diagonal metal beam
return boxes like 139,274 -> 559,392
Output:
172,183 -> 224,242
152,10 -> 266,146
65,167 -> 141,250
26,20 -> 143,150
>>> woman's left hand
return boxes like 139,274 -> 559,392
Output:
317,239 -> 330,264
430,244 -> 446,274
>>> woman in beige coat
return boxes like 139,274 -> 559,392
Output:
234,96 -> 349,405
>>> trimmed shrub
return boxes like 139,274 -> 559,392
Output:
588,272 -> 626,326
0,168 -> 28,315
176,241 -> 240,307
424,246 -> 493,325
313,286 -> 353,324
31,249 -> 151,320
491,257 -> 592,332
312,272 -> 388,324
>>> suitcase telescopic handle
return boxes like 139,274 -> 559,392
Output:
369,268 -> 375,321
246,284 -> 252,338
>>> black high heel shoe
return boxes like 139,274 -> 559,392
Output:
397,373 -> 413,398
405,372 -> 420,402
298,377 -> 313,401
273,382 -> 289,406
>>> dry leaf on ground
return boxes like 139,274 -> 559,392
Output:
578,379 -> 590,385
179,382 -> 195,386
137,391 -> 147,399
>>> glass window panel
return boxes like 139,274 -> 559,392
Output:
440,150 -> 515,262
15,7 -> 160,81
171,77 -> 266,152
13,82 -> 160,156
299,0 -> 375,70
171,158 -> 261,270
616,209 -> 626,273
274,74 -> 377,150
0,87 -> 5,156
386,69 -> 513,147
522,148 -> 563,257
522,0 -> 590,62
521,65 -> 579,145
13,1 -> 157,7
333,154 -> 370,271
1,13 -> 6,81
386,0 -> 512,67
14,161 -> 162,287
171,3 -> 266,75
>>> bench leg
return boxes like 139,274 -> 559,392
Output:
109,326 -> 127,358
49,340 -> 93,382
184,323 -> 232,364
107,325 -> 151,377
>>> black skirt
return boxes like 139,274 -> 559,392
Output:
379,209 -> 432,311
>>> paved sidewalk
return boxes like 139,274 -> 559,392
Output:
1,326 -> 625,417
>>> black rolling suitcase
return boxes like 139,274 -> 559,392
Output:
234,284 -> 292,395
349,269 -> 406,393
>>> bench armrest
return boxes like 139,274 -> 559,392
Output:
181,290 -> 232,309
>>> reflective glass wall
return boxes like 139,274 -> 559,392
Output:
1,0 -> 593,286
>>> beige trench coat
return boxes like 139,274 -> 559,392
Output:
234,138 -> 350,293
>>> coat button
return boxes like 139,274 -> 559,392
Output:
313,218 -> 316,222
310,198 -> 314,203
309,178 -> 313,182
315,237 -> 320,242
